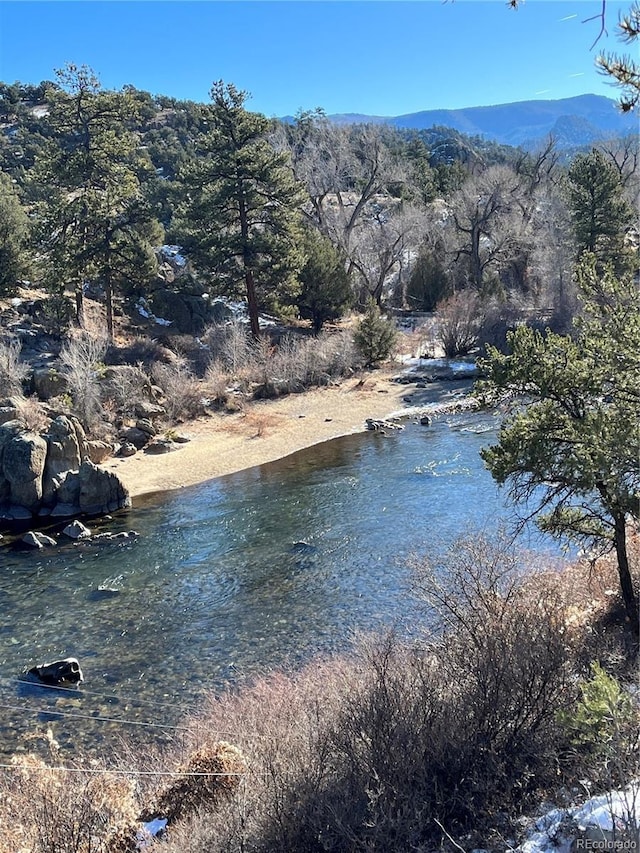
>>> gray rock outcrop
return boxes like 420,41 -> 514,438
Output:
2,426 -> 48,511
0,416 -> 129,524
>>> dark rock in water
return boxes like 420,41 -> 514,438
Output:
88,586 -> 121,601
420,415 -> 432,426
26,657 -> 83,687
290,541 -> 317,555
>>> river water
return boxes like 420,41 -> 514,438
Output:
0,390 -> 564,758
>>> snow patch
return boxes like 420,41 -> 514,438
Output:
517,784 -> 640,853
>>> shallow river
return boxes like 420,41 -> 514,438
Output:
0,396 -> 563,757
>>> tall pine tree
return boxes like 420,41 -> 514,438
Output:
567,148 -> 635,276
31,64 -> 159,337
177,81 -> 303,338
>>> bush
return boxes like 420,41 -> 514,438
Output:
353,301 -> 397,367
249,331 -> 359,398
435,290 -> 483,357
36,294 -> 75,338
557,661 -> 639,788
152,537 -> 584,853
148,742 -> 246,826
59,331 -> 108,429
151,358 -> 206,423
203,320 -> 253,374
0,755 -> 139,853
0,335 -> 29,397
101,364 -> 154,420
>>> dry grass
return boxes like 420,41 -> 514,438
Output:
0,755 -> 139,853
221,410 -> 285,440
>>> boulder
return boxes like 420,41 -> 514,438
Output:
135,418 -> 156,437
22,531 -> 56,548
149,288 -> 213,335
0,420 -> 24,504
3,429 -> 48,510
419,415 -> 432,426
134,401 -> 165,419
118,442 -> 137,458
119,426 -> 150,450
78,459 -> 131,515
144,439 -> 174,454
42,416 -> 82,505
1,505 -> 33,521
63,519 -> 91,540
85,440 -> 112,464
26,657 -> 83,687
50,501 -> 81,518
0,404 -> 20,425
31,367 -> 68,401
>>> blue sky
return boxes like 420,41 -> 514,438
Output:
0,1 -> 632,116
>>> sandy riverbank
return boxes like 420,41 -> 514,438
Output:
108,372 -> 410,499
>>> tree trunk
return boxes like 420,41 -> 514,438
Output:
245,268 -> 260,339
238,189 -> 260,339
105,274 -> 114,342
614,513 -> 639,635
74,284 -> 84,328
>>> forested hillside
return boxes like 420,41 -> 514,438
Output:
1,67 -> 637,347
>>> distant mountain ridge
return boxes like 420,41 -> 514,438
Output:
284,95 -> 635,149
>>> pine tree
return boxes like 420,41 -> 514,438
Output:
354,300 -> 397,366
31,64 -> 159,337
566,149 -> 635,276
177,81 -> 304,338
479,254 -> 640,633
0,171 -> 30,295
297,229 -> 353,333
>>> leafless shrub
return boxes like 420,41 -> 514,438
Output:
102,364 -> 154,419
14,394 -> 51,433
203,360 -> 232,407
0,754 -> 139,853
151,358 -> 206,423
106,336 -> 171,369
0,335 -> 29,397
153,534 -> 591,853
436,290 -> 484,357
203,321 -> 253,374
60,331 -> 108,429
148,742 -> 246,826
250,331 -> 359,399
